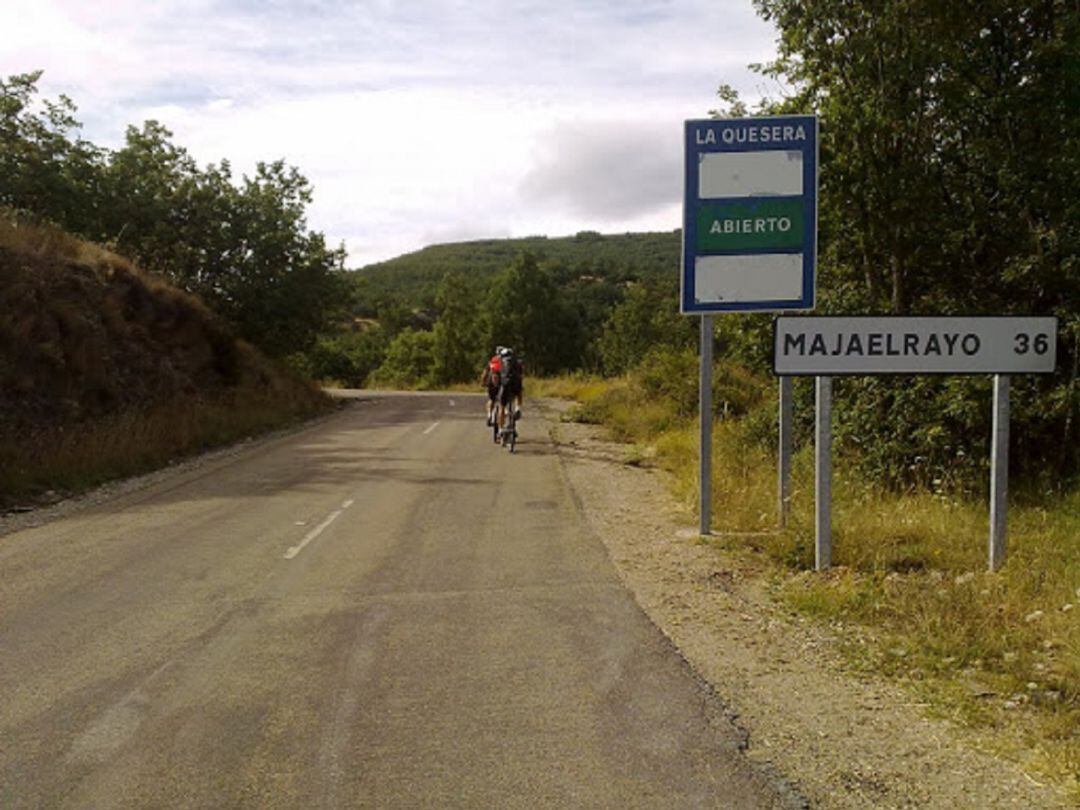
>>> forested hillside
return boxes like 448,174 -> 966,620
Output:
303,238 -> 693,391
351,230 -> 679,312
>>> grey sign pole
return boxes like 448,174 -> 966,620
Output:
778,376 -> 793,527
989,374 -> 1010,571
700,315 -> 714,535
815,376 -> 832,570
695,313 -> 712,535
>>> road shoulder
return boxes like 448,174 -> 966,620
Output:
540,398 -> 1068,809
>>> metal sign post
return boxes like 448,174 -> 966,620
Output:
815,376 -> 832,570
700,316 -> 714,534
778,376 -> 793,527
774,315 -> 1057,570
989,375 -> 1010,571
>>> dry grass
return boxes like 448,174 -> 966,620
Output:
0,212 -> 123,273
0,386 -> 330,501
545,371 -> 1080,796
777,484 -> 1080,793
531,373 -> 612,403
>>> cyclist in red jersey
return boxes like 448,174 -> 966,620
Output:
480,346 -> 504,426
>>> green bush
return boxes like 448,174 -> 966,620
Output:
303,328 -> 388,387
632,346 -> 699,418
598,282 -> 695,375
369,328 -> 435,389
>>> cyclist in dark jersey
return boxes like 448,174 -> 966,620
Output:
496,347 -> 524,430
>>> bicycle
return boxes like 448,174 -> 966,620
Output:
492,350 -> 523,452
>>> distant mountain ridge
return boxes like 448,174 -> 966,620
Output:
350,230 -> 682,307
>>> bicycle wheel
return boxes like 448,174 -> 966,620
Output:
507,414 -> 517,453
493,417 -> 500,443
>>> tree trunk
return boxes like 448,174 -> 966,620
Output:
890,253 -> 905,314
1061,328 -> 1079,482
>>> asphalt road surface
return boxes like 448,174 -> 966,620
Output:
1,393 -> 798,808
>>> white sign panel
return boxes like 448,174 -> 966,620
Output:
774,316 -> 1058,375
695,254 -> 804,303
698,150 -> 804,197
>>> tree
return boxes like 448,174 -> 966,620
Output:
98,121 -> 205,271
1,74 -> 349,360
215,160 -> 347,356
304,327 -> 388,387
745,0 -> 1080,485
369,328 -> 435,388
430,272 -> 481,385
753,0 -> 1079,318
103,128 -> 350,358
0,71 -> 105,233
598,281 -> 694,375
483,252 -> 579,376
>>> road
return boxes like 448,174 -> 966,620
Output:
0,393 -> 797,808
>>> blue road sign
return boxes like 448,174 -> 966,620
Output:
682,115 -> 818,313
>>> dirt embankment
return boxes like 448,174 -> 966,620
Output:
543,399 -> 1070,809
3,223 -> 268,426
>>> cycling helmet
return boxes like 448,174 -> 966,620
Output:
500,347 -> 513,357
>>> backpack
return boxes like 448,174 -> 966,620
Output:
503,357 -> 521,385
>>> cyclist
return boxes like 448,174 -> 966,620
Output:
496,347 -> 524,434
480,346 -> 504,426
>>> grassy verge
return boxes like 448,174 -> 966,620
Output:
543,368 -> 1080,796
1,381 -> 332,507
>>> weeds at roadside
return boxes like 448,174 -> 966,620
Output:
1,386 -> 331,508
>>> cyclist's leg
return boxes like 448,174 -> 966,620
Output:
498,384 -> 511,430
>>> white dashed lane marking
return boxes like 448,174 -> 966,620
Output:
284,499 -> 354,559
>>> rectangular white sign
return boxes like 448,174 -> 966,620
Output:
695,254 -> 803,303
774,316 -> 1058,375
698,150 -> 804,198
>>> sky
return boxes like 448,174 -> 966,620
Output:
1,0 -> 782,267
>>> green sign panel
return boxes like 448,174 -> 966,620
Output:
696,198 -> 804,252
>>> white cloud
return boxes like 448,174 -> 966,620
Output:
520,119 -> 681,221
1,0 -> 780,266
